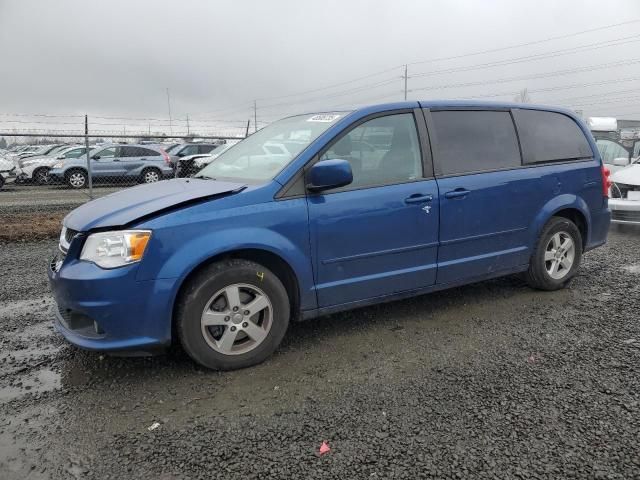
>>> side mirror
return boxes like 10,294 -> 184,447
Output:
612,157 -> 629,166
307,159 -> 353,192
177,152 -> 185,157
92,155 -> 101,160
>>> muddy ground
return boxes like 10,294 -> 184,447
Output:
1,227 -> 639,479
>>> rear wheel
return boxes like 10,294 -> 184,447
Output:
177,259 -> 290,370
66,169 -> 87,189
33,167 -> 50,185
524,216 -> 582,291
141,167 -> 161,184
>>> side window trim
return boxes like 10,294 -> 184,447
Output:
425,108 -> 524,178
512,108 -> 594,165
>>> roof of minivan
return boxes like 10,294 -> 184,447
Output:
416,99 -> 578,115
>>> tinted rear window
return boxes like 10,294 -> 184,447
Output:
513,109 -> 593,164
138,147 -> 160,157
431,110 -> 521,176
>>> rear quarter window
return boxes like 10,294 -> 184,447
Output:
513,109 -> 593,164
431,110 -> 521,176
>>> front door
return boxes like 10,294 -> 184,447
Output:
91,146 -> 120,179
307,111 -> 440,307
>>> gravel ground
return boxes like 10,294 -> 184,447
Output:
0,226 -> 639,479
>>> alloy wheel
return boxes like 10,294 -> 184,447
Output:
144,170 -> 160,183
200,283 -> 273,356
69,172 -> 86,188
544,232 -> 575,280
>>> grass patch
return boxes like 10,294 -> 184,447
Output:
0,211 -> 65,241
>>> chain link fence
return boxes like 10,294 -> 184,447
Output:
0,129 -> 246,241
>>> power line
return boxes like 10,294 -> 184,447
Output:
408,58 -> 640,94
408,34 -> 640,79
406,18 -> 640,67
241,19 -> 640,105
452,76 -> 640,101
257,77 -> 400,111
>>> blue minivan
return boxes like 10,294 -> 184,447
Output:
48,101 -> 611,370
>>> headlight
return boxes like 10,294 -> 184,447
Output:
52,162 -> 64,169
80,230 -> 152,269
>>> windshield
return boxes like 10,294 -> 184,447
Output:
48,145 -> 68,156
165,144 -> 181,154
196,112 -> 346,181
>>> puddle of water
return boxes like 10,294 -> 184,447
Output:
0,367 -> 61,404
623,264 -> 640,274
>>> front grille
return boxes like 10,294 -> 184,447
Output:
611,183 -> 639,199
65,228 -> 78,244
611,210 -> 640,223
59,227 -> 79,253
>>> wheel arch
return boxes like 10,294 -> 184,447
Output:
170,247 -> 302,343
531,194 -> 591,252
64,166 -> 88,177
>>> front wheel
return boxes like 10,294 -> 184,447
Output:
176,259 -> 290,370
66,169 -> 87,189
524,216 -> 582,291
33,167 -> 50,185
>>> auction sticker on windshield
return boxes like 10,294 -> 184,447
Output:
307,114 -> 341,122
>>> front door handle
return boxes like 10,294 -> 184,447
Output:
404,193 -> 433,204
444,188 -> 470,199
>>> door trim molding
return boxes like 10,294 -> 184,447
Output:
322,240 -> 439,265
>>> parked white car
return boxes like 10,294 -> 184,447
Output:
16,145 -> 88,184
0,156 -> 15,189
610,160 -> 640,224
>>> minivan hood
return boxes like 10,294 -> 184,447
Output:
611,164 -> 640,186
64,178 -> 246,231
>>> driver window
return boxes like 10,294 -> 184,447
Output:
96,147 -> 116,159
321,113 -> 422,189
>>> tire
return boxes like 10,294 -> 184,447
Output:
524,216 -> 582,291
33,167 -> 50,185
176,259 -> 290,370
66,169 -> 88,189
141,167 -> 162,184
0,175 -> 5,190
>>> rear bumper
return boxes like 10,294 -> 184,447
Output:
609,198 -> 640,224
48,251 -> 177,352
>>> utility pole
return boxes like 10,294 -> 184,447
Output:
166,88 -> 173,135
245,119 -> 251,138
84,115 -> 93,199
403,64 -> 408,101
253,100 -> 257,133
186,114 -> 190,135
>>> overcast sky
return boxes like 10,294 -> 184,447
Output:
1,0 -> 640,136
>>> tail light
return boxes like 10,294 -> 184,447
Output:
601,165 -> 612,197
160,149 -> 170,165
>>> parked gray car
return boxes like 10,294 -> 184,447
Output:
48,144 -> 173,189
